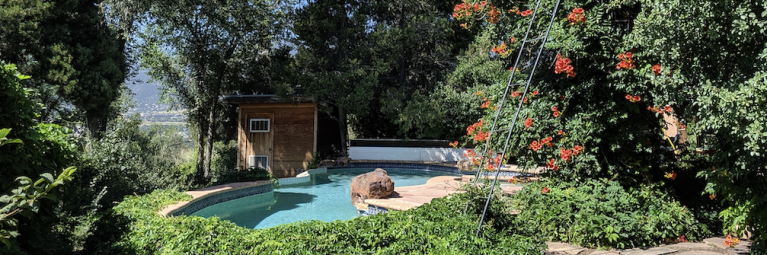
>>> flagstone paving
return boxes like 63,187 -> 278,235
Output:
361,175 -> 524,211
362,176 -> 464,211
545,238 -> 752,254
618,247 -> 677,255
546,242 -> 588,255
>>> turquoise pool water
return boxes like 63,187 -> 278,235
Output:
191,168 -> 458,229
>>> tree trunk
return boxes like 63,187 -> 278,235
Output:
195,107 -> 206,183
338,106 -> 348,155
398,4 -> 407,88
86,112 -> 106,140
203,100 -> 218,182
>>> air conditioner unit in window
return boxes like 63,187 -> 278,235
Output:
248,155 -> 268,169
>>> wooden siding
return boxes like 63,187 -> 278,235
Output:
238,103 -> 316,178
243,113 -> 273,172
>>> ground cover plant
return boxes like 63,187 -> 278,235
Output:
512,179 -> 708,249
450,0 -> 767,251
87,188 -> 545,254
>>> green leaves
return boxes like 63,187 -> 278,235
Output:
512,179 -> 708,249
0,129 -> 22,147
91,188 -> 546,254
1,165 -> 76,248
455,0 -> 767,249
211,167 -> 277,187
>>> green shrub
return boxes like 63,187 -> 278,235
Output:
306,151 -> 323,170
86,188 -> 546,254
211,167 -> 277,186
449,0 -> 767,248
210,140 -> 237,178
511,179 -> 710,249
1,63 -> 80,254
74,118 -> 194,210
307,144 -> 348,170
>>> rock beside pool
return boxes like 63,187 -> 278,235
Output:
318,159 -> 337,167
350,168 -> 394,205
457,159 -> 473,171
337,157 -> 351,166
317,157 -> 351,168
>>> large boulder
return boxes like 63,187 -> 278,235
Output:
350,168 -> 394,205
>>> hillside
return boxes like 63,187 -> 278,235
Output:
125,71 -> 187,126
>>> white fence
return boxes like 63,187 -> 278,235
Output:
348,147 -> 467,162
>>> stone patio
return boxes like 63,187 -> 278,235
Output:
360,176 -> 463,211
544,238 -> 752,254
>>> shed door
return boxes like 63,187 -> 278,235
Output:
246,113 -> 273,173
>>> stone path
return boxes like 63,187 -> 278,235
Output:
545,238 -> 751,255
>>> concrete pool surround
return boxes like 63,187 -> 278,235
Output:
158,180 -> 275,217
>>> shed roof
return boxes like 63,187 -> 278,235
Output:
222,94 -> 314,105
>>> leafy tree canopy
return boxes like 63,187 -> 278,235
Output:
103,0 -> 290,183
293,0 -> 480,145
0,0 -> 129,137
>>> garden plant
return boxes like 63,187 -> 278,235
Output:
87,187 -> 544,254
451,0 -> 767,251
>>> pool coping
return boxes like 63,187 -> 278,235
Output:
158,180 -> 274,217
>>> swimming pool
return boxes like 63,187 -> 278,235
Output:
191,168 -> 459,229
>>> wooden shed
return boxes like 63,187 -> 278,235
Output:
223,95 -> 317,178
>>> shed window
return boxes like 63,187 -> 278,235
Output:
248,155 -> 268,169
249,118 -> 270,132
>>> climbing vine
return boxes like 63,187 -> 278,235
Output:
450,0 -> 767,250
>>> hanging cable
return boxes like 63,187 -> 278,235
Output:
471,0 -> 545,186
476,0 -> 562,236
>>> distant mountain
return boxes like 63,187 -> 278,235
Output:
125,71 -> 186,125
126,71 -> 166,113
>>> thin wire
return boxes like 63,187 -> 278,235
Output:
476,0 -> 562,236
471,0 -> 545,186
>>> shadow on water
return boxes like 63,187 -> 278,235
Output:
194,192 -> 317,229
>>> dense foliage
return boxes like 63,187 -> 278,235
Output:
88,187 -> 545,254
293,0 -> 481,145
512,179 -> 708,249
3,0 -> 766,253
72,116 -> 194,211
210,167 -> 277,186
0,0 -> 128,136
103,0 -> 290,183
0,64 -> 79,254
450,0 -> 766,250
0,128 -> 76,252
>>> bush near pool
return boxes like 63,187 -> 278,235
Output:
85,189 -> 546,254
